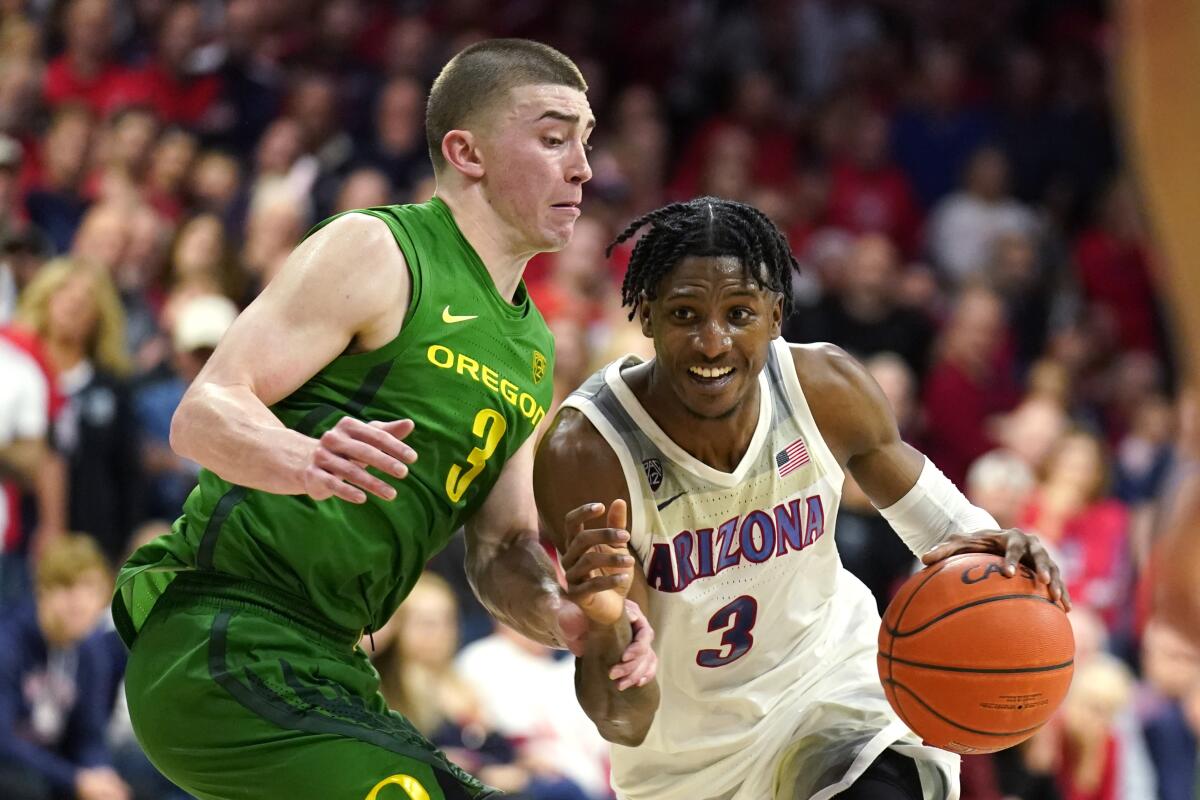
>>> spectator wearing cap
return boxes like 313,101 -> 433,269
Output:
134,293 -> 236,519
0,534 -> 130,800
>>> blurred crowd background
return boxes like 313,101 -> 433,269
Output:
0,1 -> 1196,799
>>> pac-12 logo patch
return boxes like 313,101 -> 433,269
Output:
532,350 -> 547,384
643,458 -> 664,491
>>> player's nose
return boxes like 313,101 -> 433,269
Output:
694,320 -> 732,360
567,140 -> 592,184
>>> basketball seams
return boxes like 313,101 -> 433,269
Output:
883,655 -> 1074,675
884,593 -> 1060,638
887,681 -> 1047,740
884,558 -> 951,691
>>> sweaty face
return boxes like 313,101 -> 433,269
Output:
641,255 -> 782,420
474,84 -> 594,253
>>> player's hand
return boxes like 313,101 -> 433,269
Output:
75,766 -> 131,800
561,500 -> 635,626
300,417 -> 418,504
921,529 -> 1071,610
609,598 -> 657,690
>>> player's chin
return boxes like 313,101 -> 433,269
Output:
679,380 -> 744,419
540,220 -> 577,250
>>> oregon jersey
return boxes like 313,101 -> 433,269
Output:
114,198 -> 555,645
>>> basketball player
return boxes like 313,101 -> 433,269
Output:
112,40 -> 656,800
533,197 -> 1070,800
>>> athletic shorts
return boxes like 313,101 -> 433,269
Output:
123,572 -> 496,800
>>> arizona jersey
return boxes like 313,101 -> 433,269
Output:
563,339 -> 959,800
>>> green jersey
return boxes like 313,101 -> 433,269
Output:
114,198 -> 555,646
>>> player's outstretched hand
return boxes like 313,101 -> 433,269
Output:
301,417 -> 418,504
921,529 -> 1072,610
562,500 -> 636,626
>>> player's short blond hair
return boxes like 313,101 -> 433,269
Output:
425,38 -> 586,173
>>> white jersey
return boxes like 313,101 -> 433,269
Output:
563,339 -> 960,800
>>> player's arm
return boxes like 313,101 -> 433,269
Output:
169,214 -> 417,502
462,431 -> 655,656
462,434 -> 572,647
533,408 -> 661,746
793,343 -> 1069,607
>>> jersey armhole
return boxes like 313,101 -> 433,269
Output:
560,397 -> 650,545
772,339 -> 846,485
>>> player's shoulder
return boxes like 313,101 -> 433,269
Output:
785,341 -> 896,460
285,212 -> 409,314
305,212 -> 403,267
786,341 -> 874,398
537,406 -> 621,475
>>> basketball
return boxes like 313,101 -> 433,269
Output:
877,553 -> 1075,755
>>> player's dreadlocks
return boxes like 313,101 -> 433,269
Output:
606,196 -> 801,320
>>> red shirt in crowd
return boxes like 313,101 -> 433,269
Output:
1019,496 -> 1129,630
1058,734 -> 1119,800
1073,229 -> 1160,355
825,157 -> 923,256
921,355 -> 1020,488
43,55 -> 136,115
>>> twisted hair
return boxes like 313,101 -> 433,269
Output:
607,196 -> 800,320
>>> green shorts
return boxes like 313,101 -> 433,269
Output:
123,572 -> 496,800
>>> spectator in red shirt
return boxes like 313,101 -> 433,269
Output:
922,285 -> 1020,487
1057,654 -> 1135,800
128,1 -> 222,129
1020,431 -> 1130,631
1072,176 -> 1163,357
669,70 -> 797,199
825,107 -> 923,256
43,0 -> 131,115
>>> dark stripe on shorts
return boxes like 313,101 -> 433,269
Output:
207,609 -> 497,799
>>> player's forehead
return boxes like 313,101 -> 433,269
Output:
503,83 -> 595,129
660,255 -> 763,298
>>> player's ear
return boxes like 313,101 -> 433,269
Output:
638,300 -> 653,338
442,129 -> 485,179
770,292 -> 783,338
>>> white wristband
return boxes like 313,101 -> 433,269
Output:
875,457 -> 1000,557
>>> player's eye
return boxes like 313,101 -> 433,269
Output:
730,307 -> 754,323
670,307 -> 695,321
543,136 -> 564,147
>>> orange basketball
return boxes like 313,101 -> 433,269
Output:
877,552 -> 1074,755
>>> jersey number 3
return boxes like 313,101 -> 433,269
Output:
445,408 -> 507,502
696,595 -> 758,668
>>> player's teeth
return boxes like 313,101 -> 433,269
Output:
690,366 -> 732,378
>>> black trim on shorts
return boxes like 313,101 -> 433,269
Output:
207,609 -> 499,799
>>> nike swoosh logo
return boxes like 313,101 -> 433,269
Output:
442,306 -> 478,324
656,491 -> 687,511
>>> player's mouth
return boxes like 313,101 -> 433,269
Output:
686,364 -> 736,390
551,201 -> 581,215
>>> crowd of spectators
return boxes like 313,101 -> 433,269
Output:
0,1 -> 1194,799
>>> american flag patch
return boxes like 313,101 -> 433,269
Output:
775,437 -> 810,477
